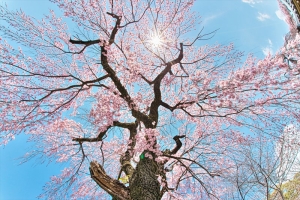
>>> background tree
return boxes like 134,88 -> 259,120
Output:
268,124 -> 300,200
269,172 -> 300,200
0,0 -> 299,199
226,124 -> 300,200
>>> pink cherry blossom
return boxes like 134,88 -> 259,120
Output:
0,0 -> 299,199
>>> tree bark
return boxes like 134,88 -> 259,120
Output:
90,157 -> 161,200
89,161 -> 130,200
129,155 -> 161,200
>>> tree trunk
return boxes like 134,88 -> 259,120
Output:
90,155 -> 161,200
129,155 -> 161,200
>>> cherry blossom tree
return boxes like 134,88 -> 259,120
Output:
278,0 -> 297,32
1,0 -> 300,199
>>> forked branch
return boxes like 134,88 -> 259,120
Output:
148,43 -> 184,124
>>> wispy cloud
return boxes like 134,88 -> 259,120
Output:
257,12 -> 270,21
242,0 -> 262,5
276,10 -> 285,21
262,39 -> 273,56
202,13 -> 223,26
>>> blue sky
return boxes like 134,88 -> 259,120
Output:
0,0 -> 289,199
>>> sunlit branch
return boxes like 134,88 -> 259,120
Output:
89,161 -> 130,200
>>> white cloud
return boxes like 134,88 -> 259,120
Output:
242,0 -> 262,5
242,0 -> 255,4
262,39 -> 273,56
257,12 -> 270,21
268,39 -> 272,46
202,13 -> 224,26
276,10 -> 286,21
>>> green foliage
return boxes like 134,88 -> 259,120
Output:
270,172 -> 300,200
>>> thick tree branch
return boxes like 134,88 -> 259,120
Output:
106,12 -> 122,45
72,121 -> 138,143
89,161 -> 130,200
70,23 -> 151,126
72,126 -> 111,143
160,100 -> 195,112
70,37 -> 151,125
113,121 -> 137,129
100,45 -> 151,125
69,20 -> 156,127
69,38 -> 101,54
153,43 -> 184,84
170,135 -> 185,155
148,43 -> 184,124
69,39 -> 101,45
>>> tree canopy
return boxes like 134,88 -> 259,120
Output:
0,0 -> 300,199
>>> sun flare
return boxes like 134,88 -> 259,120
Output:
151,35 -> 163,47
147,30 -> 166,49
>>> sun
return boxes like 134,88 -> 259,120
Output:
147,30 -> 166,49
150,35 -> 163,47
